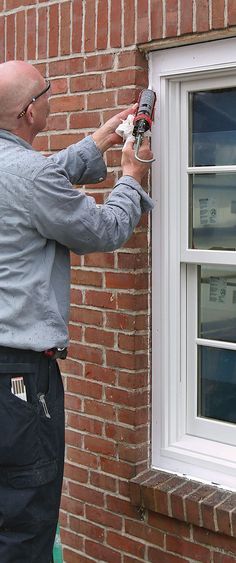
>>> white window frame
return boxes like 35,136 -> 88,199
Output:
151,38 -> 236,490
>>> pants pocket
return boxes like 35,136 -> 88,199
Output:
0,460 -> 60,532
0,363 -> 40,467
0,359 -> 64,468
6,460 -> 58,488
0,360 -> 64,537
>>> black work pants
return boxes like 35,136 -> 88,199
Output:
0,347 -> 65,563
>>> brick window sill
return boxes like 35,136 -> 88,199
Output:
130,469 -> 236,538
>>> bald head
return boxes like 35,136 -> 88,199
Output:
0,60 -> 43,131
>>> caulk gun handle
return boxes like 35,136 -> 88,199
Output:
134,134 -> 156,164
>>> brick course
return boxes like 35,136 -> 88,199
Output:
2,0 -> 236,561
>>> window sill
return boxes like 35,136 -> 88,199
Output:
130,469 -> 236,538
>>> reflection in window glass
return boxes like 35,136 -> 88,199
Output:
190,88 -> 236,166
198,346 -> 236,424
189,173 -> 236,250
198,265 -> 236,342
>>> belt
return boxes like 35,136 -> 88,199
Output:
0,346 -> 68,361
44,347 -> 68,360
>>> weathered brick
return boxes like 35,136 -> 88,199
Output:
71,74 -> 102,93
38,7 -> 47,60
110,0 -> 121,48
0,16 -> 5,63
67,447 -> 99,469
185,485 -> 215,528
85,53 -> 113,72
196,0 -> 210,32
70,516 -> 104,542
84,398 -> 116,421
166,535 -> 211,562
49,3 -> 59,58
60,2 -> 71,55
67,412 -> 103,436
71,267 -> 102,286
90,470 -> 117,492
68,343 -> 103,365
50,133 -> 83,151
6,14 -> 15,61
148,546 -> 188,562
107,530 -> 145,558
16,10 -> 25,60
151,0 -> 163,39
228,0 -> 236,25
27,8 -> 36,60
64,464 -> 88,484
84,0 -> 96,52
87,91 -> 116,109
49,95 -> 85,113
212,0 -> 225,29
180,0 -> 193,34
85,289 -> 117,309
85,539 -> 122,563
97,0 -> 108,50
125,518 -> 164,547
6,0 -> 35,7
124,0 -> 135,46
84,326 -> 114,348
69,482 -> 104,507
201,491 -> 231,532
165,0 -> 178,37
86,505 -> 122,530
72,0 -> 83,53
49,58 -> 84,77
216,495 -> 236,536
137,0 -> 149,43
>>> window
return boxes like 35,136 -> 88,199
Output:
151,39 -> 236,489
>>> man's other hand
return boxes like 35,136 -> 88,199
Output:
92,105 -> 137,153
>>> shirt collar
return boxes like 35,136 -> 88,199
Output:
0,129 -> 34,151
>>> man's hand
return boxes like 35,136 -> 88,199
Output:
92,105 -> 137,153
121,138 -> 153,184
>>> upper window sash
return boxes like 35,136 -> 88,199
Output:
180,74 -> 236,265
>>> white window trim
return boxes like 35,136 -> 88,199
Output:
150,38 -> 236,490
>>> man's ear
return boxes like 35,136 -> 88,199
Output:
25,103 -> 34,124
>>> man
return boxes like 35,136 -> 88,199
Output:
0,60 -> 154,562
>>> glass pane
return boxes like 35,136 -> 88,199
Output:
190,88 -> 236,166
189,173 -> 236,250
198,265 -> 236,342
198,346 -> 236,423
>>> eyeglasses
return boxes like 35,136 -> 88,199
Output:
17,80 -> 51,119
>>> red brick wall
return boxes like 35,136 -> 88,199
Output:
1,1 -> 236,561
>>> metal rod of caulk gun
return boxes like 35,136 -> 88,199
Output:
134,133 -> 155,163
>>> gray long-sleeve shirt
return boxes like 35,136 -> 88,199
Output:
0,130 -> 154,351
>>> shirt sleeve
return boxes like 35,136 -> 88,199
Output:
47,136 -> 107,185
29,163 -> 154,255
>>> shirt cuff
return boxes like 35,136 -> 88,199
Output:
115,175 -> 155,212
76,136 -> 107,184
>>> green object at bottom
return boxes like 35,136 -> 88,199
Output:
53,524 -> 63,563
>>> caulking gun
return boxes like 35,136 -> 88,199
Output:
133,89 -> 156,163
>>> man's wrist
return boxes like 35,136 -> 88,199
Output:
92,132 -> 110,154
122,172 -> 142,184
